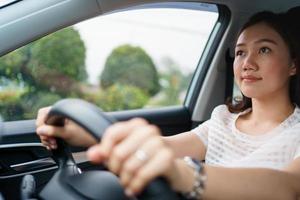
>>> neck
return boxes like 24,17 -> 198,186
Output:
250,94 -> 295,123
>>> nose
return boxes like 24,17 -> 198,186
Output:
242,53 -> 258,71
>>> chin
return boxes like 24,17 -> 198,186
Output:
240,89 -> 260,99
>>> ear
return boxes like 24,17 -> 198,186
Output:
289,62 -> 297,76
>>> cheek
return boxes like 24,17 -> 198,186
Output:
261,64 -> 291,85
263,53 -> 292,74
265,57 -> 289,72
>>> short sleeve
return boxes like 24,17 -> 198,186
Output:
293,139 -> 300,160
190,120 -> 211,147
190,104 -> 230,148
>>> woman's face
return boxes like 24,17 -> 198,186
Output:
234,22 -> 296,100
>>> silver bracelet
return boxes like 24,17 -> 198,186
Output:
182,156 -> 207,200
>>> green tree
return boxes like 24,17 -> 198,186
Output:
0,27 -> 86,94
0,27 -> 86,120
100,44 -> 160,96
0,89 -> 25,120
98,84 -> 149,111
28,27 -> 87,83
82,84 -> 149,111
21,91 -> 62,119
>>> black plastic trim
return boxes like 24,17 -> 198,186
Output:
1,120 -> 40,144
109,105 -> 191,136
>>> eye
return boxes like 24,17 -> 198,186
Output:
235,50 -> 245,57
259,47 -> 271,54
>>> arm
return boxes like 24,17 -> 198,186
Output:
202,162 -> 300,200
169,158 -> 300,200
163,132 -> 206,160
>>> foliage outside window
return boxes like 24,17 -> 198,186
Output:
0,6 -> 218,121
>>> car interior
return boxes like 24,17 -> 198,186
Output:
0,0 -> 299,199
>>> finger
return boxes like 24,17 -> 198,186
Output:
36,125 -> 69,139
100,118 -> 148,159
40,135 -> 57,149
127,148 -> 174,195
108,125 -> 159,174
87,123 -> 130,163
42,141 -> 54,150
40,135 -> 56,144
86,144 -> 108,163
87,118 -> 148,164
40,137 -> 51,147
47,137 -> 57,149
119,135 -> 163,187
40,135 -> 50,144
35,107 -> 51,127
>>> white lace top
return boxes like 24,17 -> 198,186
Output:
191,105 -> 300,170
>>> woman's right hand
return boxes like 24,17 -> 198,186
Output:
35,106 -> 97,149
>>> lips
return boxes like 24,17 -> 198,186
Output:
241,75 -> 262,82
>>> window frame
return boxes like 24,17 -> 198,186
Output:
184,4 -> 231,113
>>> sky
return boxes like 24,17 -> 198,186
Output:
74,8 -> 218,85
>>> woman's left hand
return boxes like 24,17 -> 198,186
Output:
86,118 -> 176,195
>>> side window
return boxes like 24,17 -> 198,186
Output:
0,4 -> 218,121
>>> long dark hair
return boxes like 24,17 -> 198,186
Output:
227,9 -> 300,113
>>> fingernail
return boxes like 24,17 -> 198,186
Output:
87,146 -> 101,159
87,145 -> 98,154
125,189 -> 134,197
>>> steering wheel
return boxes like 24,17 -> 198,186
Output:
38,99 -> 182,200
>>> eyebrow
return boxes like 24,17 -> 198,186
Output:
236,38 -> 278,48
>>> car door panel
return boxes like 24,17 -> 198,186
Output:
0,143 -> 56,200
110,106 -> 191,136
0,106 -> 191,199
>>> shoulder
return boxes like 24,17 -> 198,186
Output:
285,106 -> 300,133
207,104 -> 238,128
210,104 -> 234,119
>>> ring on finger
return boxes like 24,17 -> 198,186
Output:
134,149 -> 149,162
